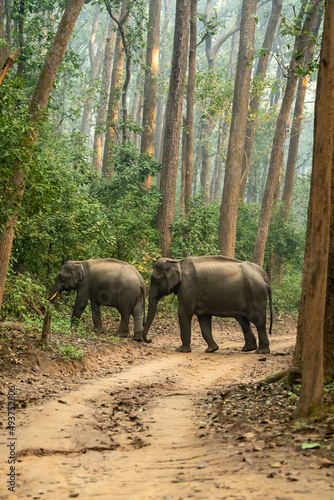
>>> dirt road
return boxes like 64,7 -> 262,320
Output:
1,318 -> 333,499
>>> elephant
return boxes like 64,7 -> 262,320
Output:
49,258 -> 146,340
142,256 -> 272,354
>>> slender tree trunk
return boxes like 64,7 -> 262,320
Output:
0,0 -> 85,313
80,6 -> 105,137
183,0 -> 197,209
295,0 -> 333,416
218,0 -> 257,257
92,20 -> 116,172
281,7 -> 322,214
102,0 -> 127,178
157,0 -> 190,257
130,59 -> 144,145
0,0 -> 7,65
252,0 -> 319,267
273,6 -> 322,283
141,0 -> 162,188
239,0 -> 283,201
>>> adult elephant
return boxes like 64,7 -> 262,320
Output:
49,259 -> 146,340
142,256 -> 272,354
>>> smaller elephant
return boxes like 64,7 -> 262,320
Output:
142,256 -> 272,354
49,258 -> 146,340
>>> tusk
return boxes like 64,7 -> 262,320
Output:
49,291 -> 58,300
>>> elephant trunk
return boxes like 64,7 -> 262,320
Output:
48,282 -> 61,302
142,288 -> 159,343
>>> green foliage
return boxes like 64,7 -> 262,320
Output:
59,344 -> 84,362
171,195 -> 220,258
272,267 -> 303,315
1,266 -> 47,321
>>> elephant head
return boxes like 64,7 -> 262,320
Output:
142,258 -> 181,343
48,261 -> 85,302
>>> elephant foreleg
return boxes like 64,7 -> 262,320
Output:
176,310 -> 192,353
90,298 -> 103,330
71,295 -> 88,327
197,315 -> 219,353
236,316 -> 257,352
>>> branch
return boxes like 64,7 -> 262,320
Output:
0,49 -> 20,85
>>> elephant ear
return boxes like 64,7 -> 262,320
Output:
70,262 -> 85,285
165,260 -> 181,293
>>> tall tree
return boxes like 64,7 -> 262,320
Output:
273,5 -> 322,283
80,6 -> 106,138
218,0 -> 258,258
102,0 -> 127,177
157,0 -> 191,256
92,19 -> 116,172
252,0 -> 319,267
141,0 -> 162,188
239,0 -> 283,201
0,0 -> 85,313
295,0 -> 333,416
181,0 -> 197,211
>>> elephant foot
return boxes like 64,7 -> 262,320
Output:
117,331 -> 130,339
205,344 -> 219,353
132,334 -> 143,342
256,346 -> 270,354
175,345 -> 191,353
242,344 -> 257,352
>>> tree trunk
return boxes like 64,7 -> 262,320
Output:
295,0 -> 333,416
183,0 -> 197,209
80,6 -> 105,137
92,20 -> 116,172
252,0 -> 319,267
157,0 -> 191,257
141,0 -> 162,188
239,0 -> 283,201
218,0 -> 257,258
324,159 -> 334,379
281,7 -> 322,214
0,0 -> 85,313
274,6 -> 322,284
130,59 -> 144,145
102,0 -> 127,178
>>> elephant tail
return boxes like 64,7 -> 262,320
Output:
268,284 -> 273,336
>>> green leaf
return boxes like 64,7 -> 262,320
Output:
301,443 -> 321,450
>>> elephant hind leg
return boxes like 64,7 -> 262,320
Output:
132,299 -> 144,341
197,315 -> 219,353
236,316 -> 257,352
254,318 -> 270,354
117,308 -> 131,338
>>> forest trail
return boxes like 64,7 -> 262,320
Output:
0,320 -> 333,499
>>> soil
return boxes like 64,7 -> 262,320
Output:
0,314 -> 334,500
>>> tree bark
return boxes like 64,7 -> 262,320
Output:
0,0 -> 85,313
141,0 -> 162,188
273,6 -> 322,284
252,0 -> 319,267
80,6 -> 105,138
295,0 -> 333,416
218,0 -> 257,258
157,0 -> 190,257
92,20 -> 116,172
102,0 -> 127,178
239,0 -> 283,201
